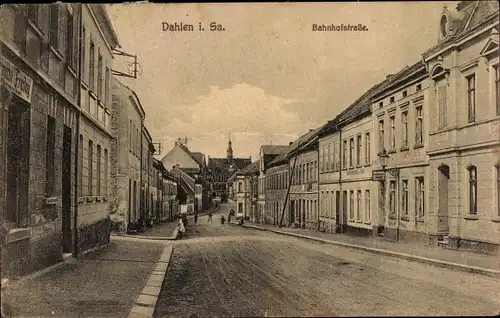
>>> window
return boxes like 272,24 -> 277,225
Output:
96,145 -> 101,196
46,116 -> 56,197
343,140 -> 347,169
97,53 -> 103,97
89,40 -> 95,90
379,101 -> 383,108
79,134 -> 83,196
402,180 -> 408,216
438,85 -> 447,128
497,165 -> 500,217
88,140 -> 93,196
415,177 -> 425,219
349,190 -> 354,219
389,180 -> 396,216
390,96 -> 395,103
105,67 -> 110,105
390,116 -> 396,150
415,107 -> 423,145
468,166 -> 477,214
66,8 -> 74,68
81,26 -> 86,76
104,149 -> 108,197
495,65 -> 500,115
365,190 -> 370,222
357,190 -> 362,221
320,146 -> 325,172
349,138 -> 354,168
343,191 -> 348,220
238,181 -> 242,193
356,135 -> 362,166
49,4 -> 59,49
365,133 -> 370,165
379,120 -> 384,151
129,120 -> 132,150
329,144 -> 334,170
326,145 -> 331,172
28,5 -> 39,26
416,84 -> 422,91
467,74 -> 476,123
402,90 -> 407,98
402,111 -> 408,147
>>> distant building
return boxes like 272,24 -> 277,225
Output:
230,161 -> 260,221
257,145 -> 289,223
208,137 -> 251,200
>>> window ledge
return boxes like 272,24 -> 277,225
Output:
464,215 -> 478,220
400,216 -> 410,221
50,46 -> 64,61
400,146 -> 409,152
89,90 -> 98,100
387,149 -> 396,154
44,197 -> 58,206
414,144 -> 424,149
5,228 -> 30,244
27,20 -> 45,39
389,214 -> 397,220
86,196 -> 95,203
363,221 -> 371,225
490,217 -> 500,223
67,65 -> 77,78
417,217 -> 425,223
356,220 -> 363,224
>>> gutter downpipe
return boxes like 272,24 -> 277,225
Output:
317,139 -> 320,232
74,3 -> 84,258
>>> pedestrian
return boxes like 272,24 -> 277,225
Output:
207,211 -> 213,224
177,217 -> 185,239
194,213 -> 198,225
228,211 -> 232,224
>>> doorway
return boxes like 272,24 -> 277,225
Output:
437,165 -> 450,235
335,191 -> 340,230
290,200 -> 295,224
62,126 -> 73,253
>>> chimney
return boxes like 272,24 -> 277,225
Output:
309,129 -> 314,132
289,142 -> 293,145
386,74 -> 394,79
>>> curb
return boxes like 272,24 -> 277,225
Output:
2,243 -> 110,290
240,224 -> 500,279
128,244 -> 174,318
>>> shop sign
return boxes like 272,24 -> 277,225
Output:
0,55 -> 33,104
372,170 -> 386,181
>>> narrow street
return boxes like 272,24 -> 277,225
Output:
154,204 -> 499,318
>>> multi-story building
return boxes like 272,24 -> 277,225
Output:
257,145 -> 288,224
318,80 -> 389,236
265,160 -> 289,226
110,77 -> 144,233
207,138 -> 251,201
289,129 -> 321,229
151,159 -> 177,224
0,4 -> 119,277
371,61 -> 430,243
233,161 -> 260,221
422,1 -> 499,253
141,126 -> 155,225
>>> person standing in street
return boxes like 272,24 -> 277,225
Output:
194,213 -> 198,225
207,211 -> 213,224
177,217 -> 186,239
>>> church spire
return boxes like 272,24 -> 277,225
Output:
227,132 -> 233,159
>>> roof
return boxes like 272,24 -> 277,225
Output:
170,167 -> 195,193
236,160 -> 260,176
191,152 -> 206,167
370,60 -> 426,101
208,157 -> 252,171
261,145 -> 289,155
269,125 -> 326,167
424,1 -> 499,57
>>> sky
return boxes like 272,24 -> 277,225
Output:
106,2 -> 459,161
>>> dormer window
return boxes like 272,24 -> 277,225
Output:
440,15 -> 448,38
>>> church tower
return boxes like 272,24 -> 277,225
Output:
227,134 -> 233,159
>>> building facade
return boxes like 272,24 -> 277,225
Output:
110,77 -> 144,233
141,126 -> 155,226
152,159 -> 177,223
233,161 -> 260,222
422,1 -> 499,252
264,163 -> 289,226
371,62 -> 431,243
289,139 -> 319,230
0,4 -> 118,278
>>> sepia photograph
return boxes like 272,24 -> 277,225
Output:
0,1 -> 499,317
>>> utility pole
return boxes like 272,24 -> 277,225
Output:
279,154 -> 297,228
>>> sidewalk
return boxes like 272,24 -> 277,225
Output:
114,206 -> 220,241
1,238 -> 166,317
237,222 -> 500,278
